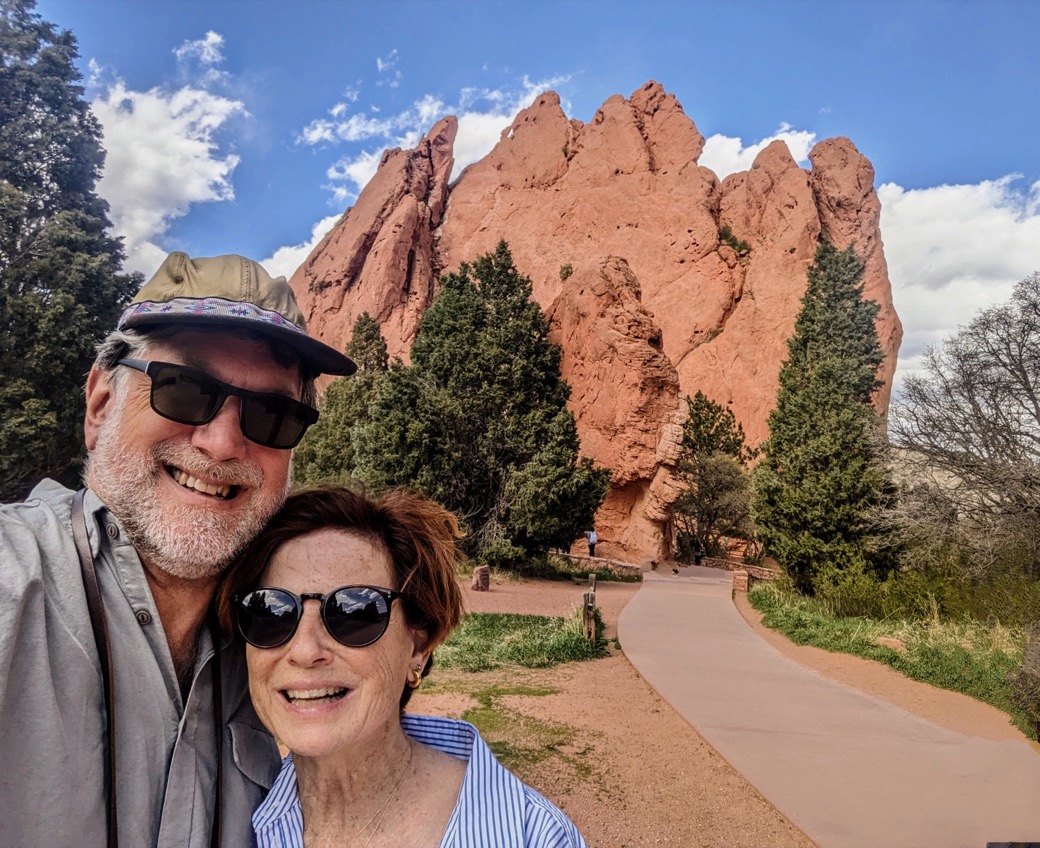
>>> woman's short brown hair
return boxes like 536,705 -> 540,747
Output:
216,484 -> 466,704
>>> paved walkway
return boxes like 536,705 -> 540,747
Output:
618,567 -> 1040,848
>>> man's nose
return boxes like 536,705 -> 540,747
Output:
190,396 -> 248,460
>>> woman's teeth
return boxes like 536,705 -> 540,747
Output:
283,687 -> 348,704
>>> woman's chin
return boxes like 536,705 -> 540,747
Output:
285,737 -> 344,761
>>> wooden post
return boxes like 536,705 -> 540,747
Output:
582,573 -> 597,640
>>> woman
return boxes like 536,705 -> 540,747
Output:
217,484 -> 587,848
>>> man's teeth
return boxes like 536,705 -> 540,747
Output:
284,687 -> 348,703
170,468 -> 231,499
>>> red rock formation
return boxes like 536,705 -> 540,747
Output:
291,116 -> 457,362
546,256 -> 682,562
290,81 -> 903,564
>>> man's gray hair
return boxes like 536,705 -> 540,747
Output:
91,327 -> 319,408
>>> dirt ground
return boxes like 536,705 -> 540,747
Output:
410,573 -> 1030,847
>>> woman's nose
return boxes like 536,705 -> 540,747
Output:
286,600 -> 333,665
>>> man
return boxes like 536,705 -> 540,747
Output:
0,252 -> 355,847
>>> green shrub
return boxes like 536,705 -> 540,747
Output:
718,224 -> 751,255
437,610 -> 607,671
479,538 -> 528,571
1009,626 -> 1040,740
516,553 -> 640,583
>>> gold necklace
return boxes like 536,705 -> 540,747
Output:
350,739 -> 415,848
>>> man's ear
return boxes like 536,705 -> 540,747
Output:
83,365 -> 114,451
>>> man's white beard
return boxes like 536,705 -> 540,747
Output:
88,394 -> 288,581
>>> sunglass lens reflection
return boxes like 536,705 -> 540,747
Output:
241,395 -> 302,448
326,588 -> 391,647
239,589 -> 300,648
153,365 -> 222,424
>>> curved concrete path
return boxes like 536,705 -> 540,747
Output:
618,567 -> 1040,848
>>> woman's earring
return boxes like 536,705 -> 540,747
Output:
407,666 -> 423,689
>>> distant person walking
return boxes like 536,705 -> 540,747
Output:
586,529 -> 598,558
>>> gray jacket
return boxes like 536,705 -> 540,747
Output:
0,480 -> 279,847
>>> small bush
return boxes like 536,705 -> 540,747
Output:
518,553 -> 640,583
718,224 -> 751,255
480,538 -> 528,571
559,263 -> 574,281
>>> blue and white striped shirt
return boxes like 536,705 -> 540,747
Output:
253,714 -> 588,848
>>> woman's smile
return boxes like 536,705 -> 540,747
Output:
281,686 -> 349,707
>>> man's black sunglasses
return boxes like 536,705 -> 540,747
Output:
233,585 -> 404,649
118,358 -> 318,450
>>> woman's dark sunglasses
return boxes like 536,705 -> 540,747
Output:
118,358 -> 318,450
233,585 -> 404,648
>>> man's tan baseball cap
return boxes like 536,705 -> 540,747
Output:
117,252 -> 356,376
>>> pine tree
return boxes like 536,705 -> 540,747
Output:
751,241 -> 895,593
0,0 -> 139,500
353,241 -> 610,565
293,312 -> 389,484
672,391 -> 755,560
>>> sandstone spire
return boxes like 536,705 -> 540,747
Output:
290,82 -> 902,563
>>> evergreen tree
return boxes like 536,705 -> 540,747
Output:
346,311 -> 389,372
672,391 -> 755,560
0,0 -> 139,500
353,241 -> 610,564
751,241 -> 895,593
293,312 -> 389,484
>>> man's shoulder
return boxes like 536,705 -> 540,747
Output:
0,479 -> 77,583
0,480 -> 74,532
1,479 -> 74,524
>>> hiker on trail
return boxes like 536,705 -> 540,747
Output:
0,252 -> 355,847
586,528 -> 598,558
218,484 -> 588,847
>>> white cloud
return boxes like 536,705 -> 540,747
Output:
324,149 -> 385,202
83,32 -> 248,275
262,214 -> 342,280
699,122 -> 817,179
299,112 -> 395,145
174,31 -> 225,65
91,78 -> 246,274
879,176 -> 1040,390
376,49 -> 401,88
376,49 -> 398,74
298,73 -> 572,205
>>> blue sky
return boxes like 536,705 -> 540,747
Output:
35,0 -> 1040,386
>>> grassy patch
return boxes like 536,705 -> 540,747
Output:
517,553 -> 641,583
458,554 -> 639,583
747,581 -> 1032,738
438,610 -> 607,672
443,682 -> 604,792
